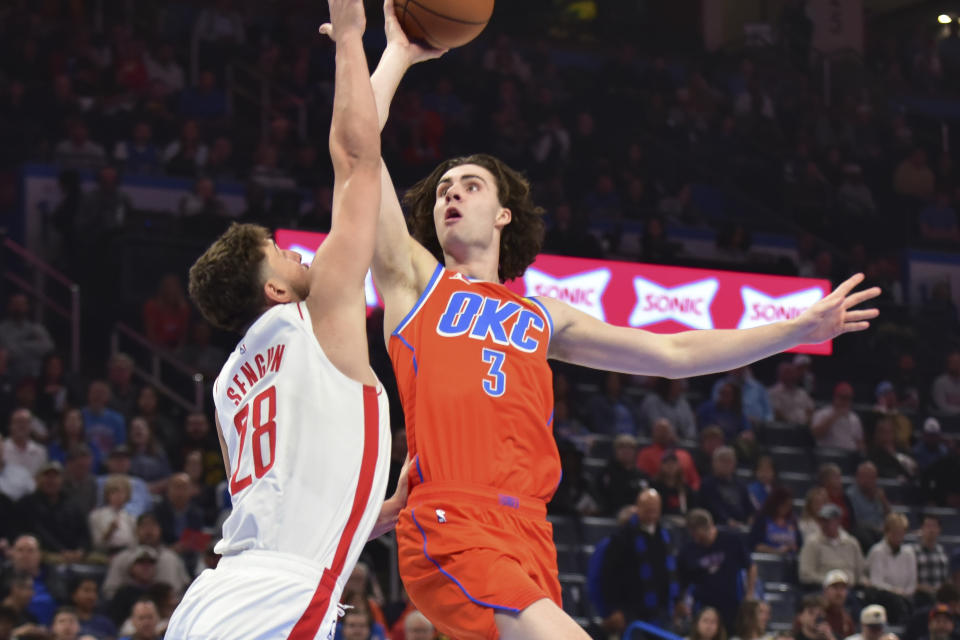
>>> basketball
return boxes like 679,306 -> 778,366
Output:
395,0 -> 495,50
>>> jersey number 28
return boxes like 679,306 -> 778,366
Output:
229,385 -> 278,495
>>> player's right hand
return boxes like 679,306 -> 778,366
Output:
383,0 -> 447,64
319,0 -> 366,42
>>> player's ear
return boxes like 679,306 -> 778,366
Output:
495,207 -> 512,229
263,278 -> 293,304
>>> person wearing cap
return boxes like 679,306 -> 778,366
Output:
598,489 -> 680,634
799,502 -> 866,588
17,460 -> 89,561
651,447 -> 695,518
102,513 -> 189,601
932,352 -> 960,416
768,360 -> 815,425
923,604 -> 956,640
844,605 -> 888,640
636,418 -> 701,490
4,409 -> 48,476
823,570 -> 856,639
873,381 -> 913,451
700,446 -> 754,527
865,513 -> 916,624
913,514 -> 951,606
904,583 -> 960,640
596,433 -> 651,516
96,445 -> 152,518
811,382 -> 865,453
107,547 -> 160,626
913,419 -> 949,472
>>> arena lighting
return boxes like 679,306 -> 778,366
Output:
939,14 -> 953,24
275,229 -> 835,355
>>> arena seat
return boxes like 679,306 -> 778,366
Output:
580,517 -> 619,545
752,553 -> 794,584
769,446 -> 815,474
548,514 -> 579,545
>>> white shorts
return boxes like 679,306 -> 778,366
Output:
165,551 -> 341,640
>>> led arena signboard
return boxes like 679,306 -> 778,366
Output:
275,229 -> 833,355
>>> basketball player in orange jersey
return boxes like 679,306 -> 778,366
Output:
343,3 -> 879,638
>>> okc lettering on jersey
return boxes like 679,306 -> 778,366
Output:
226,343 -> 286,407
435,291 -> 544,353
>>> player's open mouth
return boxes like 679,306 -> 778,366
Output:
444,207 -> 462,222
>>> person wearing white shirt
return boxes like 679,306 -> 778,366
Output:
768,362 -> 815,424
865,513 -> 916,624
810,382 -> 864,452
89,474 -> 138,553
4,409 -> 48,476
0,443 -> 35,500
843,604 -> 887,640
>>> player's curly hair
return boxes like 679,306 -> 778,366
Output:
403,154 -> 545,282
188,223 -> 270,333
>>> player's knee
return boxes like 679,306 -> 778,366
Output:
494,598 -> 590,640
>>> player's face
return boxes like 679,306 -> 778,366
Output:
433,164 -> 511,259
263,240 -> 310,303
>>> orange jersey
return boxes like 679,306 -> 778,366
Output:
389,265 -> 561,502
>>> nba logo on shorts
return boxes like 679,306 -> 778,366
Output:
436,509 -> 446,523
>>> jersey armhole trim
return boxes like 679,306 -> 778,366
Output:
526,296 -> 554,343
391,263 -> 444,336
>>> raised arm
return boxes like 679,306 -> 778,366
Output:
369,0 -> 446,339
540,273 -> 880,378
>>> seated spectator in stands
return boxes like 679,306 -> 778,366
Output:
175,322 -> 227,383
77,166 -> 133,237
865,513 -> 916,623
338,606 -> 374,640
747,455 -> 776,511
102,514 -> 189,601
143,275 -> 190,351
5,409 -> 47,476
637,418 -> 701,490
894,148 -> 936,201
680,509 -> 756,634
639,378 -> 698,440
162,120 -> 208,178
250,144 -> 296,192
182,450 -> 217,526
799,503 -> 866,587
652,449 -> 696,518
144,43 -> 184,97
700,446 -> 754,527
48,409 -> 91,469
0,293 -> 55,382
913,514 -> 950,607
97,446 -> 152,518
846,605 -> 889,640
119,596 -> 162,640
749,486 -> 801,555
869,417 -> 916,480
596,434 -> 650,515
793,353 -> 816,394
712,367 -> 772,427
873,381 -> 914,451
5,535 -> 57,626
13,380 -> 49,441
403,610 -> 434,640
178,71 -> 227,122
35,354 -> 72,427
1,572 -> 39,627
913,418 -> 949,472
172,413 -> 223,486
904,584 -> 960,640
17,461 -> 89,559
690,607 -> 727,640
153,473 -> 204,547
0,439 -> 35,501
819,463 -> 856,532
699,383 -> 752,443
69,578 -> 117,640
599,489 -> 679,634
793,595 -> 837,640
62,444 -> 97,516
811,382 -> 864,453
925,604 -> 957,640
89,475 -> 138,554
769,361 -> 815,425
133,387 -> 176,455
847,462 -> 890,550
731,599 -> 771,640
83,382 -> 126,462
837,163 -> 877,217
552,398 -> 594,455
50,607 -> 82,640
205,136 -> 237,183
106,354 -> 138,419
54,120 -> 106,171
127,418 -> 171,487
107,550 -> 162,627
800,487 -> 832,541
693,426 -> 726,478
823,570 -> 856,639
932,352 -> 960,416
113,122 -> 161,176
179,177 -> 229,240
919,190 -> 960,245
585,373 -> 637,435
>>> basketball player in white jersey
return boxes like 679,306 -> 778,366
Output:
165,2 -> 405,639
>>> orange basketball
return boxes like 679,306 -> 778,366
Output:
395,0 -> 495,50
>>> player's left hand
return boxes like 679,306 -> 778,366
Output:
391,455 -> 413,507
319,0 -> 366,42
794,273 -> 880,344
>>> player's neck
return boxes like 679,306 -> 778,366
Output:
443,248 -> 501,283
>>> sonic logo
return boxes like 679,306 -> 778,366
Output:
737,286 -> 824,329
522,267 -> 612,321
629,277 -> 719,330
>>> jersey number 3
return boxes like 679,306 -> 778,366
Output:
481,349 -> 506,397
229,385 -> 278,495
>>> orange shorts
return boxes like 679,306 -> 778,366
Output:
396,482 -> 562,640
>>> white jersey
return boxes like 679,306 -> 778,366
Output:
168,302 -> 390,640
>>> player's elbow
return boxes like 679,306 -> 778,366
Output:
329,124 -> 381,169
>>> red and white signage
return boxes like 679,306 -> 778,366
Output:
275,229 -> 832,355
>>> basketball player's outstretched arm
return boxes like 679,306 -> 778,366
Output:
366,0 -> 447,340
538,273 -> 881,378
